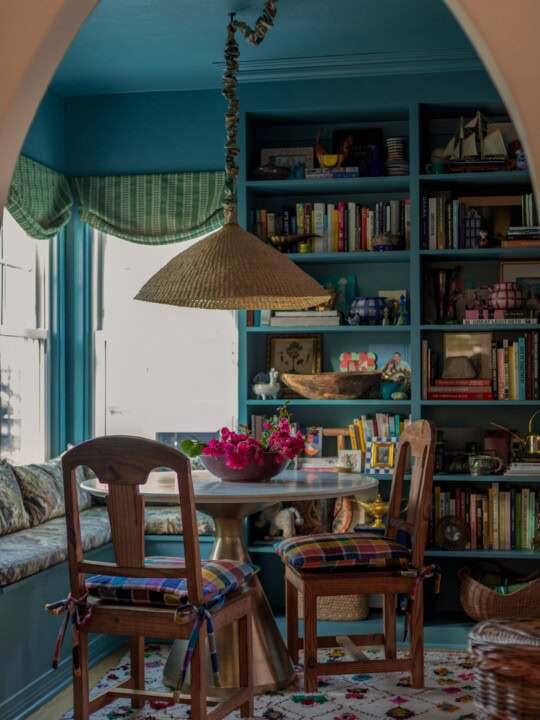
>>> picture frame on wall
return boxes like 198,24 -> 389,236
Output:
365,436 -> 397,475
266,334 -> 322,397
260,147 -> 314,180
499,260 -> 540,312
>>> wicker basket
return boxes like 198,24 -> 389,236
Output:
458,562 -> 540,621
298,592 -> 369,621
470,618 -> 540,719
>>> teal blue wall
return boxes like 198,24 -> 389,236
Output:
21,89 -> 65,171
64,70 -> 500,176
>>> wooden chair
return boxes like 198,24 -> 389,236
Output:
284,419 -> 437,691
50,436 -> 254,720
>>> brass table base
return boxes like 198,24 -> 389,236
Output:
163,508 -> 295,695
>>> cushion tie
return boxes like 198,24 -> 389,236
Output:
172,595 -> 225,703
400,563 -> 441,642
44,592 -> 92,675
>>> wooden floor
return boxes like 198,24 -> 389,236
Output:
26,645 -> 128,720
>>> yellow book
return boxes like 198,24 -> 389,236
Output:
333,209 -> 339,252
348,424 -> 358,449
353,418 -> 366,454
508,345 -> 514,400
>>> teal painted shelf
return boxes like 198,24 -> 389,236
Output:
421,247 -> 540,259
246,399 -> 412,406
422,399 -> 540,406
426,549 -> 540,559
288,251 -> 411,264
419,170 -> 530,185
434,474 -> 540,482
422,324 -> 540,331
246,176 -> 410,196
247,325 -> 410,333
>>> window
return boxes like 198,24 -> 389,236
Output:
95,233 -> 237,440
0,210 -> 49,462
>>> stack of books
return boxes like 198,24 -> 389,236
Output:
430,483 -> 539,551
463,308 -> 538,325
269,310 -> 340,327
505,460 -> 540,477
426,379 -> 493,401
304,167 -> 360,179
502,226 -> 540,247
250,199 -> 410,252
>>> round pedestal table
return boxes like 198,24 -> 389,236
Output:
82,468 -> 378,695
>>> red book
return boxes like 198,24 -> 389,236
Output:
434,378 -> 491,386
526,332 -> 533,399
497,348 -> 505,399
305,203 -> 312,234
246,310 -> 254,327
470,494 -> 477,550
338,202 -> 345,252
427,392 -> 493,400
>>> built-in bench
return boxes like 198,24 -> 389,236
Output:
0,456 -> 215,720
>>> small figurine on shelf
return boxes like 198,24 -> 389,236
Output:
381,305 -> 391,325
478,228 -> 489,248
396,294 -> 409,325
251,368 -> 282,400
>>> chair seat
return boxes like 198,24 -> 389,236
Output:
275,532 -> 410,570
86,556 -> 259,607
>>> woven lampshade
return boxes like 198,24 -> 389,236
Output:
135,219 -> 330,310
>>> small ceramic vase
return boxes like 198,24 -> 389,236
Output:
349,296 -> 387,325
488,281 -> 525,310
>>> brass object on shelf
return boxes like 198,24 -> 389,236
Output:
355,493 -> 390,528
269,233 -> 319,252
491,409 -> 540,455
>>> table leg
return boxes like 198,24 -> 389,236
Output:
163,515 -> 295,695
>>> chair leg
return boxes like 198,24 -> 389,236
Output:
410,583 -> 425,689
286,577 -> 299,664
238,612 -> 254,717
383,593 -> 396,660
130,636 -> 145,709
303,587 -> 318,693
190,625 -> 208,720
73,631 -> 89,720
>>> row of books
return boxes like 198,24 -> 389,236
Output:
430,484 -> 539,551
304,167 -> 361,179
249,200 -> 410,252
348,413 -> 412,454
421,191 -> 480,249
421,332 -> 540,400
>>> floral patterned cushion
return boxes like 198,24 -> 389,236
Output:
12,463 -> 65,526
144,505 -> 215,536
0,506 -> 111,586
0,459 -> 31,536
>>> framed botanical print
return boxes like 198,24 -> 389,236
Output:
266,335 -> 322,397
499,260 -> 540,312
365,436 -> 397,475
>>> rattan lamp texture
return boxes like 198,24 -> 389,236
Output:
135,0 -> 330,311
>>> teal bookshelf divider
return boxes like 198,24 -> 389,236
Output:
287,250 -> 411,264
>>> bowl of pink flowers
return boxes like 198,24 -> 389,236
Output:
181,403 -> 312,482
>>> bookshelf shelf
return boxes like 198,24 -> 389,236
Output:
247,325 -> 410,334
288,251 -> 411,264
419,170 -> 531,186
246,176 -> 410,196
425,549 -> 540,559
420,247 -> 540,259
434,474 -> 540,483
246,399 -> 412,406
421,324 -> 540,331
421,399 -> 540,406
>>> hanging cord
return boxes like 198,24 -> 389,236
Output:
45,593 -> 93,675
222,0 -> 279,224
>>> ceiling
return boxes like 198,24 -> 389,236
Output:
50,0 -> 476,96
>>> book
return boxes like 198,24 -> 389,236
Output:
492,483 -> 499,550
269,316 -> 340,327
433,378 -> 491,386
427,391 -> 493,400
313,203 -> 325,253
428,197 -> 437,250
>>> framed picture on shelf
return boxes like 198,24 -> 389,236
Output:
260,147 -> 314,179
266,334 -> 322,397
443,332 -> 493,379
499,260 -> 540,311
365,436 -> 397,475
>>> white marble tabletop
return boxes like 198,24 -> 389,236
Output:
80,468 -> 378,504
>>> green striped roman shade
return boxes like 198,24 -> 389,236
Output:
70,171 -> 226,244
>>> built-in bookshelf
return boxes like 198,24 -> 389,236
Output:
237,102 -> 539,646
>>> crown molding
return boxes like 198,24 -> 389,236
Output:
214,48 -> 482,83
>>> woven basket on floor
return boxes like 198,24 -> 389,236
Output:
458,562 -> 540,621
298,592 -> 369,621
470,618 -> 540,720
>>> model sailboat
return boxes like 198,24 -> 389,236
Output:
442,111 -> 507,172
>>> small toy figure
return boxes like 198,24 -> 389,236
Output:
381,305 -> 391,325
478,229 -> 489,248
396,295 -> 409,325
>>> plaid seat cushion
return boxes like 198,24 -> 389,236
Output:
275,532 -> 410,570
86,556 -> 258,606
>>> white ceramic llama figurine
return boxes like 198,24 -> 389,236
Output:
252,368 -> 281,400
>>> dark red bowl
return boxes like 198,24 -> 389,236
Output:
200,453 -> 289,482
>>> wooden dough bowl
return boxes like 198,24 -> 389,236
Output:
281,371 -> 382,400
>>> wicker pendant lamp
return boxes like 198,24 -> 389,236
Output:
136,1 -> 329,310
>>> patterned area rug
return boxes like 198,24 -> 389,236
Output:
61,645 -> 476,720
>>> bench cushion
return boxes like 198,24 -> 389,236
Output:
0,507 -> 111,586
0,460 -> 31,536
86,557 -> 258,607
275,532 -> 410,570
144,505 -> 215,536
